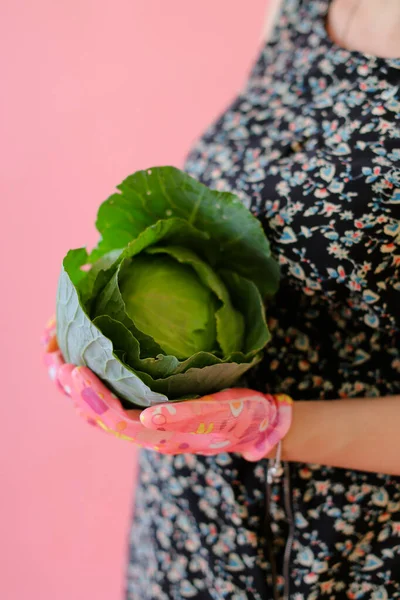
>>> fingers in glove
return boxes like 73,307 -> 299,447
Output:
41,317 -> 57,350
140,388 -> 275,441
136,428 -> 233,455
43,343 -> 67,396
54,363 -> 204,453
64,366 -> 143,440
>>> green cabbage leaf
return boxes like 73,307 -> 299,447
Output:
56,166 -> 279,407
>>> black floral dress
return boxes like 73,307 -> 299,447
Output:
125,0 -> 400,598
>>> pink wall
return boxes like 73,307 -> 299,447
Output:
1,1 -> 267,598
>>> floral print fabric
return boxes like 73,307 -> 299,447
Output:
125,0 -> 400,597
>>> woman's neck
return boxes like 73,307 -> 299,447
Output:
327,0 -> 400,58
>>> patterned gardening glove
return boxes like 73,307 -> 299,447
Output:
42,318 -> 293,461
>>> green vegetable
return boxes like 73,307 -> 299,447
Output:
120,252 -> 221,358
56,166 -> 279,408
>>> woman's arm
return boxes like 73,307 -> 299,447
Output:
260,0 -> 283,43
281,395 -> 400,475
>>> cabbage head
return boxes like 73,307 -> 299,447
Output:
56,166 -> 279,407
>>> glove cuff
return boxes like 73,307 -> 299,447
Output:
264,392 -> 294,450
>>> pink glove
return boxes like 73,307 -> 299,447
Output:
42,318 -> 293,461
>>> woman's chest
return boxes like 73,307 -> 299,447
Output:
185,68 -> 400,332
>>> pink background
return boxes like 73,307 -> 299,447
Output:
1,1 -> 267,598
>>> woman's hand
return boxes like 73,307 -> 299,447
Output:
42,318 -> 292,461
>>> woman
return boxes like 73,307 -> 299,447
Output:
126,0 -> 400,597
45,0 -> 400,597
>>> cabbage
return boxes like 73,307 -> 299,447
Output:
56,166 -> 279,407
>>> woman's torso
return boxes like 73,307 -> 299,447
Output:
126,1 -> 400,598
